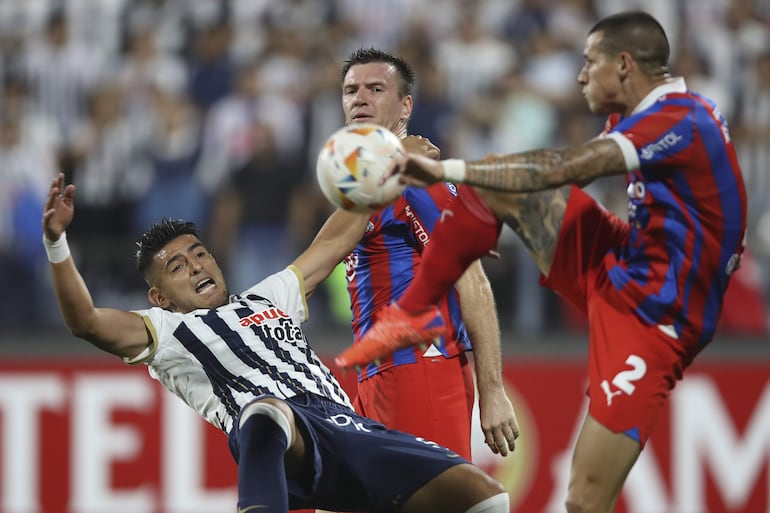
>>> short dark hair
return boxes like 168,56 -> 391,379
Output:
135,219 -> 199,275
341,48 -> 415,98
589,11 -> 670,76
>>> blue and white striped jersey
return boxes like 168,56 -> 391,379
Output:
127,266 -> 353,434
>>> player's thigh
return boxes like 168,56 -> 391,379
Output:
282,396 -> 465,512
567,413 -> 641,513
537,186 -> 628,314
401,463 -> 505,513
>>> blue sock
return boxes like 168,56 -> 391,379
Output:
236,413 -> 290,512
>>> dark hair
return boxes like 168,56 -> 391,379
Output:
135,219 -> 199,275
341,48 -> 415,98
589,11 -> 670,76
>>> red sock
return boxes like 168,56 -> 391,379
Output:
399,185 -> 501,312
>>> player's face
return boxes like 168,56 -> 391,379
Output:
342,62 -> 412,136
577,32 -> 626,116
148,234 -> 229,313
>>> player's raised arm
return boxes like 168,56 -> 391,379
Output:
291,208 -> 370,298
43,174 -> 152,359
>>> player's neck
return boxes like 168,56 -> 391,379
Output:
393,123 -> 407,140
625,72 -> 674,117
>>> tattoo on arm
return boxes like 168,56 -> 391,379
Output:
465,139 -> 626,192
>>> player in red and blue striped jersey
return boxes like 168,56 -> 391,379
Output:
346,183 -> 469,377
601,89 -> 746,350
294,48 -> 519,462
339,12 -> 748,513
343,183 -> 482,454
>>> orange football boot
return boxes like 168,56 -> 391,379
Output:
335,303 -> 446,369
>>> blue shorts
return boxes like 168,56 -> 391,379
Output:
228,393 -> 468,513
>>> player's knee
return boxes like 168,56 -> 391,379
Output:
464,491 -> 509,513
564,487 -> 607,513
239,399 -> 294,448
565,495 -> 589,513
462,465 -> 506,509
483,475 -> 506,498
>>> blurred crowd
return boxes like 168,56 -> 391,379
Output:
1,0 -> 768,338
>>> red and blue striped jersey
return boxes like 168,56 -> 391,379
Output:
603,78 -> 747,353
344,182 -> 471,379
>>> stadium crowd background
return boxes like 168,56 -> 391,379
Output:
1,0 -> 768,343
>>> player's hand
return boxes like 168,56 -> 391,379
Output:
42,173 -> 76,241
380,153 -> 445,188
401,135 -> 440,160
479,386 -> 520,457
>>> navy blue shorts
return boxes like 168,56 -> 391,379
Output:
228,393 -> 469,513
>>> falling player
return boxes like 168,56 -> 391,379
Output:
41,172 -> 510,513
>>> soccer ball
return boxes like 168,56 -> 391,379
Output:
316,123 -> 406,212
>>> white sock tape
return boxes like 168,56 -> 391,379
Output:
43,232 -> 71,263
464,492 -> 510,513
239,402 -> 293,448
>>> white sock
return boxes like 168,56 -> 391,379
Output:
464,492 -> 510,513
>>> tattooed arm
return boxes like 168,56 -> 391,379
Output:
464,139 -> 626,192
392,138 -> 629,192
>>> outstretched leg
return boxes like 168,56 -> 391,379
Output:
335,185 -> 502,368
335,185 -> 571,368
400,183 -> 572,310
399,185 -> 503,311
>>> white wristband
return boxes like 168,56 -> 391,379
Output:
43,232 -> 71,263
442,159 -> 467,183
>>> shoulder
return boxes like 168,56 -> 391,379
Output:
132,305 -> 181,328
124,306 -> 182,365
401,183 -> 454,209
612,96 -> 695,137
241,267 -> 308,323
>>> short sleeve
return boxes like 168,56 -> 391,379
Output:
122,310 -> 161,365
610,103 -> 695,172
243,266 -> 309,324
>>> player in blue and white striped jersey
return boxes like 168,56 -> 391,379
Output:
41,173 -> 509,513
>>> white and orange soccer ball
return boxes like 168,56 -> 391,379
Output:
316,123 -> 406,212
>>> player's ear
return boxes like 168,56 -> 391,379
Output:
148,287 -> 170,309
618,51 -> 634,78
401,94 -> 413,122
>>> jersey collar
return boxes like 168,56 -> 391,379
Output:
632,76 -> 687,115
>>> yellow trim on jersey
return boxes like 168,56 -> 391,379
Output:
121,313 -> 159,365
286,264 -> 310,322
